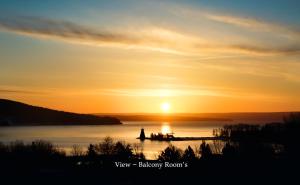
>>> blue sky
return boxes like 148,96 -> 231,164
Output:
1,0 -> 300,26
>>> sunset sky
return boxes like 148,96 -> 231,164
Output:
1,0 -> 300,113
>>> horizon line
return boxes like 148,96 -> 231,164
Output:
1,98 -> 300,115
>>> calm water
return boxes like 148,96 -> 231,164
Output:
0,121 -> 228,159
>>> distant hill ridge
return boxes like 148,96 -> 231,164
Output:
95,112 -> 298,124
0,99 -> 121,126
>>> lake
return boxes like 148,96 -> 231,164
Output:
0,121 -> 232,159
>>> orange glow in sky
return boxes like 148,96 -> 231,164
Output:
1,1 -> 300,113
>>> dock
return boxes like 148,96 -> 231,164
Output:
137,128 -> 226,141
136,136 -> 226,141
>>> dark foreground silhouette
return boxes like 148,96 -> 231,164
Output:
1,113 -> 300,184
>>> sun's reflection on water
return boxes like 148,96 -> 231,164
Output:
161,122 -> 171,134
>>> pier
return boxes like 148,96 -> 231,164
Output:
137,128 -> 226,141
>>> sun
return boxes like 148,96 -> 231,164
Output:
160,102 -> 171,113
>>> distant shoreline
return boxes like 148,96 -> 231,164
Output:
95,112 -> 300,123
110,116 -> 232,122
0,99 -> 122,126
0,122 -> 122,126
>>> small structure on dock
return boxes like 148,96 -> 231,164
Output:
139,128 -> 146,140
150,132 -> 174,140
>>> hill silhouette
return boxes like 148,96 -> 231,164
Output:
0,99 -> 121,126
95,112 -> 295,124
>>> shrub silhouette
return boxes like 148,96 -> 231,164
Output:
97,136 -> 115,155
214,113 -> 300,159
9,140 -> 27,153
87,144 -> 97,158
222,142 -> 237,159
31,140 -> 64,157
114,141 -> 133,160
71,144 -> 84,156
199,141 -> 212,159
0,142 -> 7,152
86,137 -> 143,160
158,145 -> 182,161
182,145 -> 197,161
283,113 -> 300,156
132,143 -> 145,160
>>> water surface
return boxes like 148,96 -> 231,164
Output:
0,121 -> 226,159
